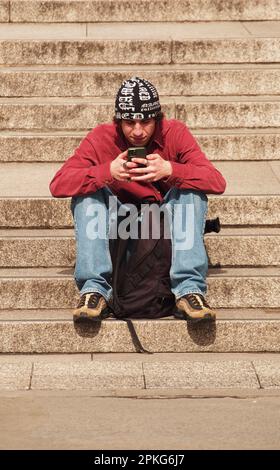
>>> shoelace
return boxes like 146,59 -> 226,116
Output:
78,292 -> 101,308
187,294 -> 210,309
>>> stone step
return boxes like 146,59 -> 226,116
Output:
1,161 -> 280,198
1,227 -> 280,268
7,0 -> 280,23
0,37 -> 280,65
0,309 -> 280,353
0,266 -> 279,309
1,97 -> 280,130
0,194 -> 279,228
1,65 -> 280,97
2,354 -> 280,392
1,21 -> 280,40
2,352 -> 280,392
1,129 -> 279,162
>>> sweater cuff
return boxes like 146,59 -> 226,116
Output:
93,161 -> 114,188
162,161 -> 182,186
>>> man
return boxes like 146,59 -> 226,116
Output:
49,77 -> 226,323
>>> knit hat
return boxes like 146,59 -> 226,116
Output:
115,76 -> 161,120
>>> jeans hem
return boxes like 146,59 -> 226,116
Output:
79,287 -> 111,303
174,290 -> 206,301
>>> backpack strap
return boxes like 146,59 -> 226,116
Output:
123,318 -> 153,354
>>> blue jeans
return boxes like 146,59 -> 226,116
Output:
70,187 -> 209,302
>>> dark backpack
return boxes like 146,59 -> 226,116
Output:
109,203 -> 175,320
109,201 -> 220,321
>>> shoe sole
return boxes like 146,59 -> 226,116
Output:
174,309 -> 216,323
73,307 -> 112,323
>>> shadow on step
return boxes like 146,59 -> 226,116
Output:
185,320 -> 217,346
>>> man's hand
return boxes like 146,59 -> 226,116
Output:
110,150 -> 136,181
128,153 -> 172,182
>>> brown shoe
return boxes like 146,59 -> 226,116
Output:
175,293 -> 216,322
73,292 -> 111,323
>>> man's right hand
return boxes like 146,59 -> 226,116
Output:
110,150 -> 139,181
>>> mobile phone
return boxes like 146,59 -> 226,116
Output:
127,147 -> 147,167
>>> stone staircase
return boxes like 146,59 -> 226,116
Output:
0,0 -> 279,354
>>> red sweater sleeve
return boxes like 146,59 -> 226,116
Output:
164,124 -> 227,195
49,135 -> 114,198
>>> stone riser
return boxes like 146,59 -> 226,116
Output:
0,38 -> 280,65
0,235 -> 279,268
0,274 -> 279,309
0,133 -> 279,162
1,319 -> 280,353
0,196 -> 279,228
1,69 -> 280,97
3,0 -> 280,23
1,101 -> 280,130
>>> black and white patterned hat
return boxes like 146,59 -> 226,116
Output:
115,76 -> 161,120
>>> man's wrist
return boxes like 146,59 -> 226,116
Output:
164,161 -> 172,178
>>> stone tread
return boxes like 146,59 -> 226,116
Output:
0,266 -> 279,277
1,21 -> 280,39
0,161 -> 279,197
1,227 -> 280,237
0,308 -> 279,321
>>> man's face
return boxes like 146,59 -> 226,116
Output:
121,118 -> 156,147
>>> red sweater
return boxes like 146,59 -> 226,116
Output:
49,119 -> 226,204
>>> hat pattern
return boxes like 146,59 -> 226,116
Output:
115,76 -> 161,120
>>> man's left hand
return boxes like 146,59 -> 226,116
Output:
128,153 -> 172,182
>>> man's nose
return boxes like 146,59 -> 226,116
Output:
133,123 -> 144,135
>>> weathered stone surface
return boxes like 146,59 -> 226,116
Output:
0,362 -> 32,390
173,38 -> 280,63
176,101 -> 280,129
195,133 -> 280,162
208,195 -> 280,226
1,132 -> 279,162
143,361 -> 259,388
0,101 -> 175,130
0,232 -> 279,268
0,0 -> 9,22
0,269 -> 279,309
0,196 -> 278,228
10,0 -> 280,22
1,318 -> 280,353
205,235 -> 280,268
0,134 -> 82,162
253,360 -> 280,388
0,38 -> 280,66
0,198 -> 73,228
0,40 -> 171,65
0,236 -> 76,267
0,100 -> 279,130
1,69 -> 280,97
32,361 -> 144,390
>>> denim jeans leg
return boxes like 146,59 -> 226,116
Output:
161,188 -> 209,300
70,187 -> 119,301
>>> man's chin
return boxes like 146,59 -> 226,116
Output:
129,140 -> 147,147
